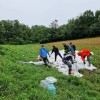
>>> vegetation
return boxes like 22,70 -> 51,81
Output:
0,10 -> 100,44
0,37 -> 100,100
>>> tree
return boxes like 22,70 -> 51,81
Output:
31,25 -> 48,43
49,20 -> 59,29
95,10 -> 100,18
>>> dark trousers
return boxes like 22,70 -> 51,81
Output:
42,57 -> 49,66
55,53 -> 62,61
87,54 -> 91,65
62,60 -> 72,68
62,60 -> 72,74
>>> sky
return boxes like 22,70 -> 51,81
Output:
0,0 -> 100,27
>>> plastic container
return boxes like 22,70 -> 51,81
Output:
47,83 -> 56,95
40,80 -> 49,88
45,77 -> 57,83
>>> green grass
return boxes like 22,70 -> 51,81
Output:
0,37 -> 100,100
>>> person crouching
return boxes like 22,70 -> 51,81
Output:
62,54 -> 74,75
77,49 -> 92,66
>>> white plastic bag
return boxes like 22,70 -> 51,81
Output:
45,76 -> 57,83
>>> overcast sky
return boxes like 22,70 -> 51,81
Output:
0,0 -> 100,27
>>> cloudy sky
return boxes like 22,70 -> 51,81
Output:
0,0 -> 100,27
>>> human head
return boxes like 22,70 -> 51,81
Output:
69,42 -> 72,45
41,45 -> 44,48
62,42 -> 66,46
63,53 -> 66,56
77,51 -> 82,56
53,45 -> 55,48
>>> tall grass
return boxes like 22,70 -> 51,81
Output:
0,37 -> 100,100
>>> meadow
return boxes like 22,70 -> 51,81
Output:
0,37 -> 100,100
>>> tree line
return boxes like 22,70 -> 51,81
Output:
0,10 -> 100,44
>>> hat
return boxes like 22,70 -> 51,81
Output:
90,52 -> 93,55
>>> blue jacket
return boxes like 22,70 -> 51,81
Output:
70,46 -> 75,52
40,47 -> 49,58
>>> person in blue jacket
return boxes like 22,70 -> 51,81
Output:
40,45 -> 50,67
69,42 -> 76,59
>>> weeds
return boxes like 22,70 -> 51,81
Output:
0,37 -> 100,100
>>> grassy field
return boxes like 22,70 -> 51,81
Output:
0,37 -> 100,100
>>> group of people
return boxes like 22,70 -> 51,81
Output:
39,42 -> 92,74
